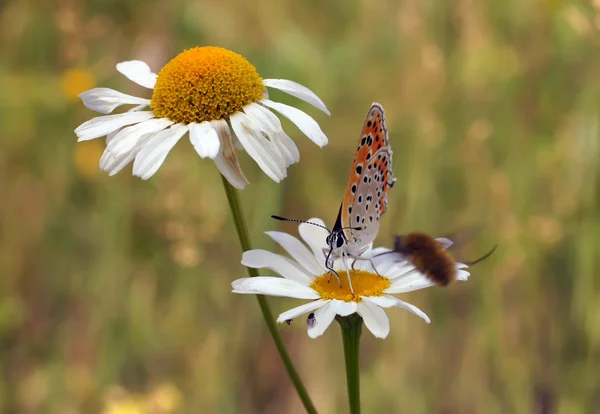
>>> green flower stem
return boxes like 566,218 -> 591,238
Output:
338,314 -> 363,414
221,176 -> 317,414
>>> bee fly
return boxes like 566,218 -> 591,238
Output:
380,232 -> 496,286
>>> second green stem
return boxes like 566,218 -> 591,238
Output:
338,314 -> 363,414
221,176 -> 317,414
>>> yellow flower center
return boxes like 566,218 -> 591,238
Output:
150,47 -> 264,124
310,270 -> 391,302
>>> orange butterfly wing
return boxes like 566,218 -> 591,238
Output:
332,103 -> 395,252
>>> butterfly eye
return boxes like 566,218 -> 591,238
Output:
336,237 -> 345,248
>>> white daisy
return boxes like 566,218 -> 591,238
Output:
74,46 -> 330,188
231,218 -> 470,339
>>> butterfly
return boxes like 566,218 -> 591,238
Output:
323,103 -> 395,289
272,103 -> 395,295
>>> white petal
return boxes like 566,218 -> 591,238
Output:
386,276 -> 435,294
128,104 -> 149,112
365,247 -> 392,258
265,231 -> 324,276
75,111 -> 155,141
362,295 -> 397,308
298,217 -> 330,265
263,79 -> 330,115
231,277 -> 320,299
116,60 -> 158,89
436,237 -> 454,249
347,258 -> 369,272
369,295 -> 431,323
307,302 -> 336,338
330,299 -> 357,317
357,299 -> 390,339
243,102 -> 300,166
390,297 -> 431,324
132,124 -> 188,180
386,263 -> 418,280
241,250 -> 314,284
78,88 -> 150,114
107,118 -> 173,156
277,299 -> 329,323
456,262 -> 468,270
260,99 -> 328,147
456,270 -> 470,281
106,128 -> 121,145
189,121 -> 221,159
100,132 -> 154,176
230,111 -> 285,182
211,120 -> 249,189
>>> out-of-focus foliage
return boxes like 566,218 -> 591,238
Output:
1,0 -> 599,412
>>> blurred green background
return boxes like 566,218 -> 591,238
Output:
1,0 -> 600,412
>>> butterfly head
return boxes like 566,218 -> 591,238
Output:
326,229 -> 346,251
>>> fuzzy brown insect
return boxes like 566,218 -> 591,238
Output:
384,232 -> 496,286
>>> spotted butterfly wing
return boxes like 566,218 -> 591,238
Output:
332,103 -> 395,256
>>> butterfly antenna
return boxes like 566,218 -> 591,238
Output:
271,215 -> 331,232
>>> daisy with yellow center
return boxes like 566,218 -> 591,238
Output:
74,47 -> 330,187
232,218 -> 471,338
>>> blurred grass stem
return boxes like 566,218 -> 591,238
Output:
339,314 -> 363,414
221,176 -> 317,414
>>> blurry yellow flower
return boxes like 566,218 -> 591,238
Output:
73,139 -> 104,179
102,399 -> 145,414
147,383 -> 182,413
62,68 -> 96,101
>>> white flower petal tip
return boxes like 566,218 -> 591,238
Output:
263,79 -> 331,115
75,111 -> 155,141
116,60 -> 158,89
456,270 -> 470,281
435,237 -> 454,249
189,122 -> 221,159
260,99 -> 328,148
370,296 -> 431,324
78,88 -> 150,114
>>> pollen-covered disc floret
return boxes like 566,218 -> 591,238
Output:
311,271 -> 391,302
232,218 -> 472,339
151,47 -> 265,124
74,46 -> 330,186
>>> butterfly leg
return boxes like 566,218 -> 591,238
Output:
322,247 -> 342,286
350,255 -> 383,277
341,253 -> 356,296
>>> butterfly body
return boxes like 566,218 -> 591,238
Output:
324,103 -> 395,282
